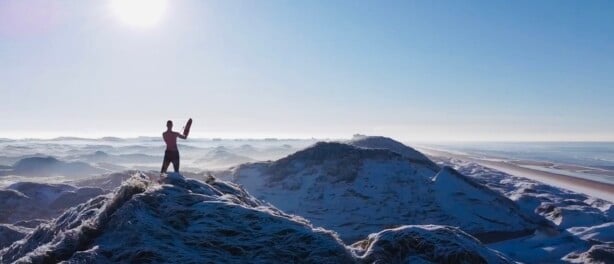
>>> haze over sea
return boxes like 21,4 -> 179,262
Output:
419,141 -> 614,184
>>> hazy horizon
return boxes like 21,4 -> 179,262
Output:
2,134 -> 614,144
2,1 -> 613,142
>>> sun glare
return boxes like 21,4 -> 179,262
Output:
110,0 -> 168,28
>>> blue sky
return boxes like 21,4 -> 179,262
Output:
1,0 -> 613,141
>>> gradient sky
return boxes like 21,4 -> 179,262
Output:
1,0 -> 613,141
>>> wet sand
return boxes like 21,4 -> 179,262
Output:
419,148 -> 614,203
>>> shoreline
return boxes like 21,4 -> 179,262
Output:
418,147 -> 614,203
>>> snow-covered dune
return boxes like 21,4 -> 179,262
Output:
226,139 -> 539,243
194,148 -> 255,169
0,172 -> 512,263
353,225 -> 512,263
432,167 -> 539,242
0,224 -> 31,249
71,171 -> 139,191
0,182 -> 105,224
437,157 -> 614,263
66,151 -> 160,165
9,156 -> 107,177
0,172 -> 352,263
348,134 -> 438,169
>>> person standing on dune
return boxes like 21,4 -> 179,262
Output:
161,120 -> 187,175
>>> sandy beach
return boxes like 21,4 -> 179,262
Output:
419,147 -> 614,203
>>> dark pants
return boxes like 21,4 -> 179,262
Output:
161,150 -> 180,173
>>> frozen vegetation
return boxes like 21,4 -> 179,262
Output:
0,136 -> 612,263
224,139 -> 539,243
1,172 -> 511,263
436,157 -> 614,263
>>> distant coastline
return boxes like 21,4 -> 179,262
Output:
419,147 -> 614,203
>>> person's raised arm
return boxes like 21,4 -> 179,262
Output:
175,132 -> 187,139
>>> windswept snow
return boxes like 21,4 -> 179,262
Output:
432,167 -> 537,242
225,140 -> 539,243
352,225 -> 512,264
0,224 -> 31,249
2,136 -> 610,263
0,172 -> 511,263
71,171 -> 139,191
563,244 -> 614,264
436,157 -> 614,263
0,173 -> 354,263
349,135 -> 438,169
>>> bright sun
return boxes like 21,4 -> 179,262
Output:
110,0 -> 168,28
